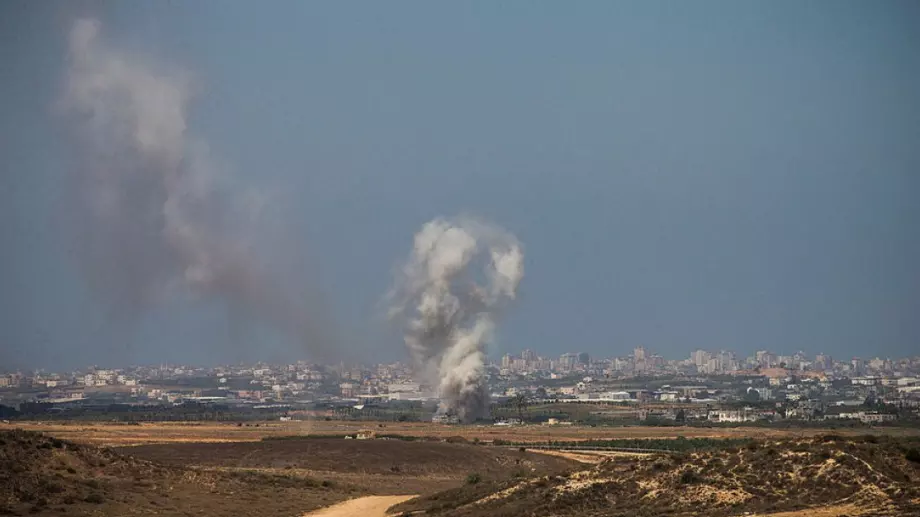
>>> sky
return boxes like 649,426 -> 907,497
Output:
1,1 -> 918,370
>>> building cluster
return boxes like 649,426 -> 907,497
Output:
2,347 -> 919,425
497,346 -> 917,380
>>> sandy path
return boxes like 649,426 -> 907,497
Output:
528,448 -> 652,463
303,495 -> 417,517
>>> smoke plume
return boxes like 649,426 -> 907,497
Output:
60,19 -> 332,358
389,216 -> 524,422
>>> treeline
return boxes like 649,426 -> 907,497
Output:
502,436 -> 752,451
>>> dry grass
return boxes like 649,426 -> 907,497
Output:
12,420 -> 916,447
393,435 -> 920,517
0,429 -> 364,516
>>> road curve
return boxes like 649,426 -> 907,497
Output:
303,495 -> 417,517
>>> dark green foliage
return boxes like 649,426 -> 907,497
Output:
906,448 -> 920,464
466,473 -> 482,485
83,493 -> 104,504
514,437 -> 752,452
679,469 -> 700,484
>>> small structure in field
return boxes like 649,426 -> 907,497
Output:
356,429 -> 376,440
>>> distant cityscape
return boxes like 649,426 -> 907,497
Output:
2,347 -> 919,426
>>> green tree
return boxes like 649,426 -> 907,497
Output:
512,393 -> 530,421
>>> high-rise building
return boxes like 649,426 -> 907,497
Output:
755,350 -> 775,368
851,357 -> 865,375
718,350 -> 737,372
633,346 -> 646,362
692,349 -> 711,368
815,353 -> 831,371
521,349 -> 537,362
501,354 -> 512,369
559,353 -> 578,371
578,352 -> 590,365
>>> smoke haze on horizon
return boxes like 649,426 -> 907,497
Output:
56,18 -> 339,364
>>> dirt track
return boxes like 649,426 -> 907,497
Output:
303,495 -> 416,517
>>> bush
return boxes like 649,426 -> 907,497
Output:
906,448 -> 920,464
465,473 -> 482,485
84,493 -> 104,504
679,469 -> 701,484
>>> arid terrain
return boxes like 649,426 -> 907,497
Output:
4,421 -> 920,516
393,435 -> 920,517
12,420 -> 917,447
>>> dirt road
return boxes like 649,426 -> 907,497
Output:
303,495 -> 417,517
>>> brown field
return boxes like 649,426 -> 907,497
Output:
11,420 -> 918,447
115,438 -> 576,495
6,421 -> 919,516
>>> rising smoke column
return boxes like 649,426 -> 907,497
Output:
389,217 -> 524,422
60,18 -> 332,356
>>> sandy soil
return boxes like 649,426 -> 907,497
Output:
302,495 -> 417,517
528,448 -> 652,463
753,503 -> 866,516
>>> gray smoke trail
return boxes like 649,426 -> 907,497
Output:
389,216 -> 524,422
60,18 -> 333,358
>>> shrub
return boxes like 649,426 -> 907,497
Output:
84,493 -> 104,504
465,473 -> 482,485
679,469 -> 701,484
906,448 -> 920,464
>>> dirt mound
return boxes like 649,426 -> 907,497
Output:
394,436 -> 920,517
0,430 -> 360,516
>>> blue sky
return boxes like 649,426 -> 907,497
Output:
1,1 -> 918,369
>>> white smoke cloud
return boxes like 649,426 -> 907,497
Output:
389,216 -> 524,422
61,18 -> 333,357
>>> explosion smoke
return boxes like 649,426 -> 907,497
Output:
60,19 -> 332,357
389,217 -> 524,422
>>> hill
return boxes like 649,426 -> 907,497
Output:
393,435 -> 920,516
0,430 -> 361,516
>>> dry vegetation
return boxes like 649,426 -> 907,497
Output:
0,429 -> 364,516
393,435 -> 920,517
117,437 -> 577,495
13,420 -> 917,447
7,421 -> 920,516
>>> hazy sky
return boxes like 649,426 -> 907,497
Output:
1,1 -> 918,370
